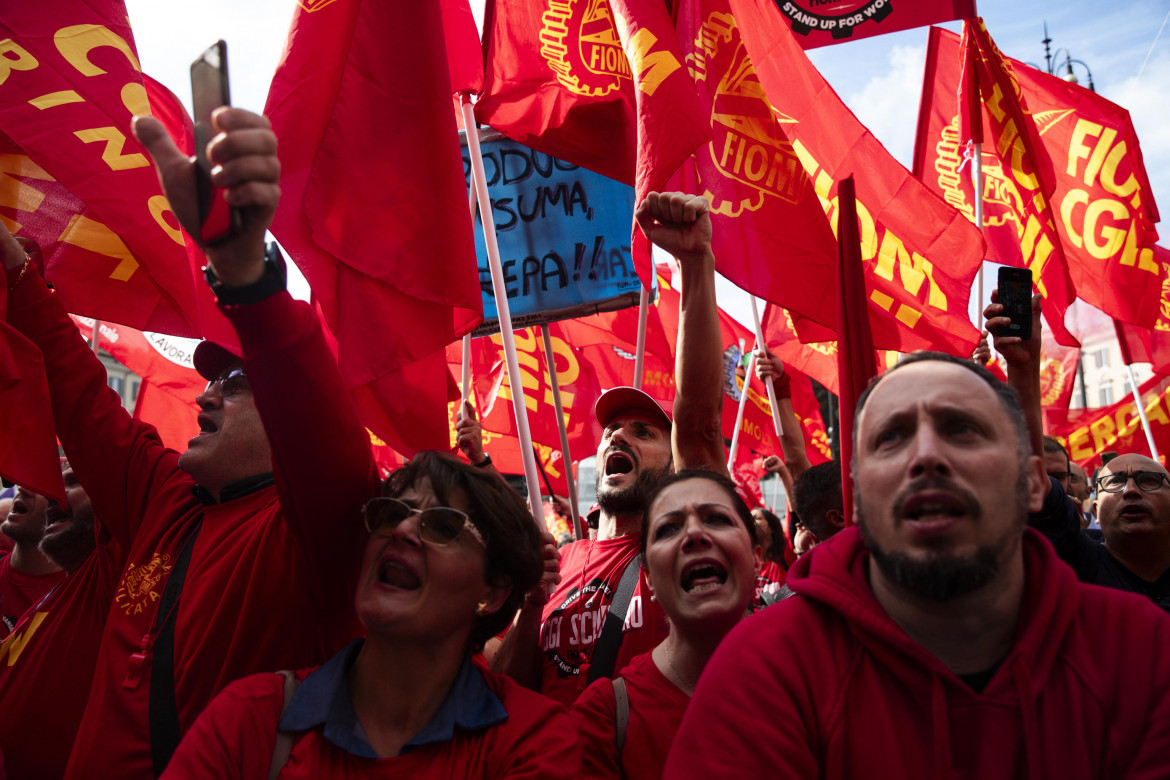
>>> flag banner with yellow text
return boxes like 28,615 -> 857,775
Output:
1116,244 -> 1170,374
0,5 -> 210,337
762,0 -> 974,50
725,0 -> 984,356
1038,324 -> 1081,420
670,0 -> 839,329
761,303 -> 840,394
915,26 -> 1163,334
1050,374 -> 1170,472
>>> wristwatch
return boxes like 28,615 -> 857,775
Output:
204,243 -> 287,305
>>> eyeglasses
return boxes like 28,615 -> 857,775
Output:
362,497 -> 486,548
1095,471 -> 1170,494
205,367 -> 249,398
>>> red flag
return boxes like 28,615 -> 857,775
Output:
0,272 -> 64,504
1049,374 -> 1170,472
1116,246 -> 1170,373
768,0 -> 974,50
0,2 -> 212,337
443,0 -> 484,94
668,0 -> 839,328
761,303 -> 841,394
916,26 -> 1164,334
1037,326 -> 1082,430
266,0 -> 482,454
727,0 -> 984,356
835,177 -> 877,526
477,0 -> 637,184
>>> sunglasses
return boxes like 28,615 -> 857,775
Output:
362,497 -> 486,548
1095,471 -> 1170,494
205,367 -> 249,398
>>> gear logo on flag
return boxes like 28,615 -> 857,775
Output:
932,116 -> 1027,231
539,0 -> 631,97
688,13 -> 807,218
114,553 -> 174,616
777,0 -> 893,41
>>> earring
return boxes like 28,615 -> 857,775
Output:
475,601 -> 488,616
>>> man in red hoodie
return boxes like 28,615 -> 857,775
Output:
665,351 -> 1170,779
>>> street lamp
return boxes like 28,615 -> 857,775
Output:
1040,22 -> 1096,91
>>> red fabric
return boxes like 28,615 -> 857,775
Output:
1048,374 -> 1170,473
476,0 -> 637,184
0,543 -> 123,780
916,26 -> 1164,334
540,535 -> 669,708
6,272 -> 378,780
755,559 -> 786,608
665,527 -> 1170,778
1037,323 -> 1080,420
769,0 -> 975,50
834,178 -> 877,527
0,554 -> 66,636
670,0 -> 839,328
1115,245 -> 1170,374
160,664 -> 582,779
0,5 -> 215,337
727,0 -> 984,357
609,0 -> 711,286
761,304 -> 841,394
442,0 -> 484,94
266,0 -> 481,455
571,651 -> 690,780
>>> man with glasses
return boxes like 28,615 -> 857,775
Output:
991,296 -> 1170,612
2,106 -> 378,778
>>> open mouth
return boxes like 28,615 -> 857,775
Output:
1119,503 -> 1152,519
900,492 -> 968,522
8,498 -> 28,519
43,505 -> 70,533
377,556 -> 421,590
681,560 -> 728,593
604,451 -> 634,476
196,415 -> 219,434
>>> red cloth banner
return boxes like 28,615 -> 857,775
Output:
0,4 -> 211,338
915,26 -> 1164,334
477,0 -> 637,184
266,0 -> 481,455
670,0 -> 839,329
1037,325 -> 1081,429
443,0 -> 485,94
1115,245 -> 1170,374
727,0 -> 984,356
765,0 -> 974,50
1049,374 -> 1170,472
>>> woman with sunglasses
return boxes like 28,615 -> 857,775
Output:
161,451 -> 582,778
570,470 -> 760,779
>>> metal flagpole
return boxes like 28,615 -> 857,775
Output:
461,150 -> 478,407
633,285 -> 650,390
726,343 -> 757,473
541,324 -> 580,539
1114,320 -> 1160,460
461,96 -> 545,523
973,147 -> 985,330
90,319 -> 101,355
749,297 -> 782,436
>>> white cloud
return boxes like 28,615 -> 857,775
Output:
1102,52 -> 1170,227
842,44 -> 926,170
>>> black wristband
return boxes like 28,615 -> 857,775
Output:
474,454 -> 493,469
204,243 -> 286,306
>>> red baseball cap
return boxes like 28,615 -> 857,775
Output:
192,340 -> 243,381
593,387 -> 672,431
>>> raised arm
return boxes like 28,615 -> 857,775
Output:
755,350 -> 811,481
635,192 -> 726,475
985,291 -> 1048,498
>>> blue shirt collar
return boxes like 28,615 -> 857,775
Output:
278,639 -> 508,758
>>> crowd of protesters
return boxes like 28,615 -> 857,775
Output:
1,105 -> 1168,780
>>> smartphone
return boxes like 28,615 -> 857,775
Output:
995,266 -> 1033,341
190,40 -> 241,245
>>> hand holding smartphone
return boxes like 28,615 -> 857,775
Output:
994,267 -> 1034,341
190,40 -> 242,245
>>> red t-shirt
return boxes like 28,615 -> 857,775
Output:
0,553 -> 66,636
8,276 -> 379,780
752,560 -> 786,610
159,664 -> 583,779
571,651 -> 690,780
0,541 -> 123,780
539,536 -> 669,708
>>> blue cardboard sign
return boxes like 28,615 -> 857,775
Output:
464,132 -> 644,337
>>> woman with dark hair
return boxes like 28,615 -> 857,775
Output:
751,507 -> 788,607
161,452 -> 581,778
570,469 -> 760,779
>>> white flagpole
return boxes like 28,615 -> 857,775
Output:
461,149 -> 478,407
726,344 -> 758,473
461,96 -> 545,523
541,324 -> 580,539
633,285 -> 650,390
1114,321 -> 1160,460
749,297 -> 782,436
973,148 -> 986,330
90,319 -> 101,355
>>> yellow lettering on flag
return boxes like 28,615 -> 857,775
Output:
54,25 -> 140,75
0,612 -> 48,666
626,28 -> 680,97
73,127 -> 149,171
58,213 -> 139,280
0,39 -> 38,85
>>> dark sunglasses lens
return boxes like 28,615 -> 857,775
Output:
364,499 -> 413,533
420,509 -> 466,545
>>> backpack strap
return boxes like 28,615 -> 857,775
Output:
611,676 -> 630,756
586,553 -> 643,684
268,670 -> 302,780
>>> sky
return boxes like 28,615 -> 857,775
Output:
122,0 -> 1170,328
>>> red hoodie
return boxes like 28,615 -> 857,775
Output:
664,527 -> 1170,779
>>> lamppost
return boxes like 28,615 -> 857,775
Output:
1040,21 -> 1096,91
